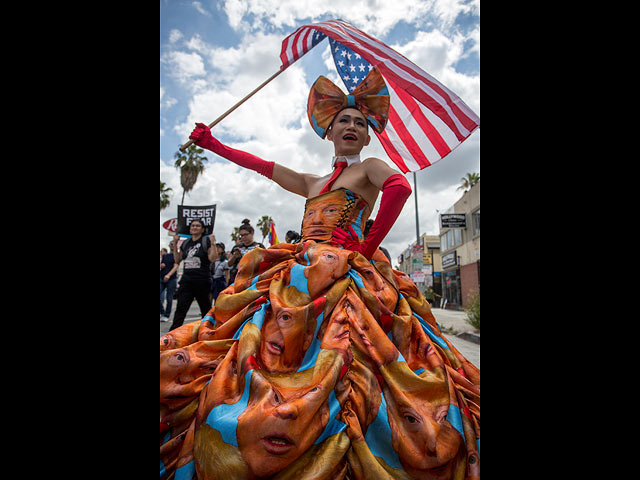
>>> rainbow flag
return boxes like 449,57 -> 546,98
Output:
268,221 -> 279,246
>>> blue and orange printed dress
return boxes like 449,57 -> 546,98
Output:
160,188 -> 480,479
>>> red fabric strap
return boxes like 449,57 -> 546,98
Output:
189,123 -> 275,179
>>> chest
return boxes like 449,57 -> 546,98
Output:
308,165 -> 379,208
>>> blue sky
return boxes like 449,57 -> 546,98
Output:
160,0 -> 479,263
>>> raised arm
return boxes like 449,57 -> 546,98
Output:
189,123 -> 315,198
170,236 -> 183,264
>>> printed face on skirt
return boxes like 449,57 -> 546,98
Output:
259,294 -> 317,373
236,369 -> 333,477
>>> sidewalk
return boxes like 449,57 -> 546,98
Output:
161,304 -> 479,368
429,308 -> 480,368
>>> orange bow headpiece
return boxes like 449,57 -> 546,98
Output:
307,67 -> 390,139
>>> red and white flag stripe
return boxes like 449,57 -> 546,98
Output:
279,20 -> 479,173
280,26 -> 324,70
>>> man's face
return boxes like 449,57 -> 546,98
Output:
381,374 -> 462,477
236,372 -> 331,477
301,196 -> 343,241
351,255 -> 398,310
304,244 -> 353,298
326,108 -> 371,156
259,301 -> 315,373
159,342 -> 221,408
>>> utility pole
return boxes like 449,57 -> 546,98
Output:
413,172 -> 421,246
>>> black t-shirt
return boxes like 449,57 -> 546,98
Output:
160,253 -> 176,280
238,241 -> 265,256
179,237 -> 212,283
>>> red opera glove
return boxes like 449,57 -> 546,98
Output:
331,225 -> 363,252
331,174 -> 411,260
189,123 -> 275,179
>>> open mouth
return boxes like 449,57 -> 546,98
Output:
335,329 -> 350,340
360,334 -> 372,346
262,434 -> 295,454
266,341 -> 284,355
343,134 -> 357,141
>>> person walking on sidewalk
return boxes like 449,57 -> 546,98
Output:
169,219 -> 218,331
160,240 -> 179,322
423,285 -> 442,307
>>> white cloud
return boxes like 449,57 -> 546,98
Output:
192,1 -> 211,16
160,86 -> 177,110
161,3 -> 479,263
169,29 -> 183,44
221,0 -> 477,37
163,51 -> 207,84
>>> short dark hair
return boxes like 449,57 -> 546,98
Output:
363,218 -> 374,238
190,218 -> 205,229
286,230 -> 301,243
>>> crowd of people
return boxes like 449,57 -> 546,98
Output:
160,218 -> 302,330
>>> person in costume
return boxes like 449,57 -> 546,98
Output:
160,67 -> 480,480
188,68 -> 411,260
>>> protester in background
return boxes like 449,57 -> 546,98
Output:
160,248 -> 167,306
226,245 -> 242,286
423,285 -> 442,307
210,242 -> 229,303
160,241 -> 179,322
236,219 -> 265,256
169,219 -> 217,331
285,230 -> 301,244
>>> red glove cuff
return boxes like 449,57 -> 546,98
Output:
190,124 -> 274,179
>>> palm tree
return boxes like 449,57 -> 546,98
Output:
256,215 -> 273,242
457,172 -> 480,193
230,227 -> 240,244
160,181 -> 173,211
174,144 -> 208,204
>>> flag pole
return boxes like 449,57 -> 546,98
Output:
179,68 -> 285,152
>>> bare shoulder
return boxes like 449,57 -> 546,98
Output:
361,157 -> 401,188
362,156 -> 396,171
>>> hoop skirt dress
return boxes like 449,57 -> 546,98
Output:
160,187 -> 480,480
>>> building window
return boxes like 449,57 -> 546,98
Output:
440,228 -> 463,253
453,228 -> 462,246
473,208 -> 480,236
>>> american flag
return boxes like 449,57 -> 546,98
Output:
279,19 -> 479,173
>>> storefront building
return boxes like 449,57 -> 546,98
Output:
439,180 -> 480,310
397,235 -> 442,303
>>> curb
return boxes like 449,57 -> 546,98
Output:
456,331 -> 480,345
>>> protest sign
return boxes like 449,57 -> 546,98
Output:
176,205 -> 216,237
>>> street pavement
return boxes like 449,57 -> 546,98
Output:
160,303 -> 479,368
